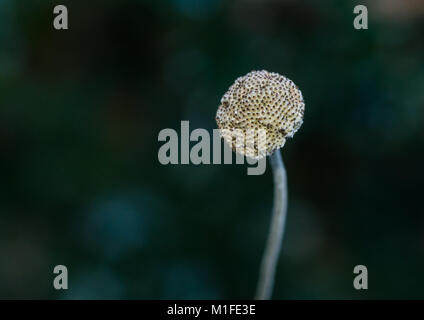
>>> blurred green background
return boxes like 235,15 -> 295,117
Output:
1,0 -> 424,299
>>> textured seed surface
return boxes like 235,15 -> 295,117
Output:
216,70 -> 305,159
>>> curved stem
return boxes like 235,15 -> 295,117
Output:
255,149 -> 288,300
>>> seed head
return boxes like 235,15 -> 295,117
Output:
216,70 -> 305,159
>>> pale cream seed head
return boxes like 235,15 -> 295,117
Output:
216,70 -> 305,159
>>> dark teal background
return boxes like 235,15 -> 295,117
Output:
1,0 -> 423,299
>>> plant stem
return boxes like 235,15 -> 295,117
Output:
255,149 -> 288,300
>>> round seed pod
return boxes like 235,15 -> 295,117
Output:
216,70 -> 305,159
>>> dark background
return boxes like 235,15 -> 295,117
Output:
1,0 -> 423,299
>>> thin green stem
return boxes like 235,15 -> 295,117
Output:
255,149 -> 288,300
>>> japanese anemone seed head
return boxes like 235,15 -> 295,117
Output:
216,70 -> 305,159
